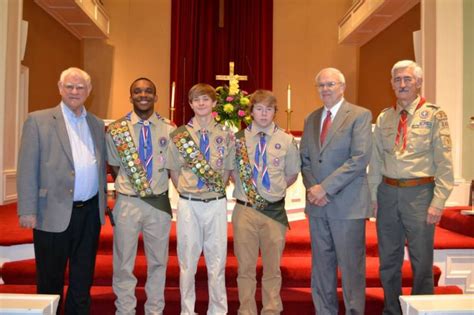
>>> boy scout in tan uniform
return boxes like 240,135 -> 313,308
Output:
369,60 -> 453,315
232,90 -> 300,315
107,78 -> 175,314
166,83 -> 235,315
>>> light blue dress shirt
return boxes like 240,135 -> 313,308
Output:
61,102 -> 99,201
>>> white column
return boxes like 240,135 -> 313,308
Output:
0,0 -> 23,205
421,0 -> 469,205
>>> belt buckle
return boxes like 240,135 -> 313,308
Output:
75,202 -> 85,208
397,180 -> 408,188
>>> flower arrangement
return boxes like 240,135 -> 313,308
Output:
213,77 -> 252,130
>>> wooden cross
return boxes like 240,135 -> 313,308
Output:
216,61 -> 248,86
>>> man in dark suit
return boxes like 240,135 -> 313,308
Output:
17,67 -> 107,314
300,68 -> 372,315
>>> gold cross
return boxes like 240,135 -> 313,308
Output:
216,61 -> 248,86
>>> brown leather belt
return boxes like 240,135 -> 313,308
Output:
383,176 -> 434,188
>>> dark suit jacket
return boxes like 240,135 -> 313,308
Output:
300,100 -> 373,219
17,104 -> 107,232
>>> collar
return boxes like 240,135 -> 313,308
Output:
248,122 -> 277,138
187,117 -> 217,135
129,111 -> 160,126
396,95 -> 421,116
324,97 -> 344,117
61,102 -> 86,120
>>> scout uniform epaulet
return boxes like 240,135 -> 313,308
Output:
426,104 -> 440,110
160,116 -> 177,127
171,125 -> 225,195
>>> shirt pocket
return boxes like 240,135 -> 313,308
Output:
267,148 -> 286,175
381,128 -> 396,152
408,128 -> 431,152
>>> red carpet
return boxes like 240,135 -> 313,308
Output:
1,203 -> 471,314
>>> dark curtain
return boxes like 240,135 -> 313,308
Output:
170,0 -> 273,125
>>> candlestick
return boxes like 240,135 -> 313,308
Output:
170,107 -> 175,123
171,81 -> 176,109
286,109 -> 293,133
287,84 -> 291,111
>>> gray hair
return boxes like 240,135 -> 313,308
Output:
59,67 -> 92,87
315,67 -> 346,84
391,60 -> 423,80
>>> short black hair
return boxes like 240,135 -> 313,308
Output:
129,77 -> 157,95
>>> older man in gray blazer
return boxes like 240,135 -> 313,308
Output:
17,67 -> 106,315
300,68 -> 372,315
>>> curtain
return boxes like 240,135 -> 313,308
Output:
170,0 -> 273,125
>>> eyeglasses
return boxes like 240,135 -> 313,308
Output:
62,83 -> 86,92
317,82 -> 342,90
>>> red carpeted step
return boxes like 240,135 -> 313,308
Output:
1,256 -> 442,289
0,284 -> 462,315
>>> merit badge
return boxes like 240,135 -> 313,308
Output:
216,158 -> 223,167
419,110 -> 429,119
215,136 -> 224,145
273,157 -> 280,167
159,137 -> 167,147
275,143 -> 281,150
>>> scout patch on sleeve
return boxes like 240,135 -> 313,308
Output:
440,134 -> 452,150
435,111 -> 447,120
435,110 -> 449,131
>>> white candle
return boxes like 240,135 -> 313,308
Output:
287,84 -> 291,111
171,81 -> 176,109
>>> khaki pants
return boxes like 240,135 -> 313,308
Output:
232,203 -> 287,315
112,194 -> 171,315
177,197 -> 228,315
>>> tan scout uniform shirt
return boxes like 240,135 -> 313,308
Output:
106,112 -> 176,195
233,123 -> 301,203
166,118 -> 235,198
368,96 -> 454,209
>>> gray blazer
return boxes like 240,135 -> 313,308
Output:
17,105 -> 107,232
300,101 -> 373,219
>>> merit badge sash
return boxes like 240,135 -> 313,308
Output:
108,115 -> 172,216
235,129 -> 288,227
171,125 -> 225,195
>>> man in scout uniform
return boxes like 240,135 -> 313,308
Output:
369,60 -> 454,315
166,83 -> 235,315
106,78 -> 175,315
232,89 -> 300,315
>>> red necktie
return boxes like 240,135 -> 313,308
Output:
395,110 -> 408,152
320,111 -> 332,145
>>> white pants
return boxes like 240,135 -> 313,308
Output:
113,195 -> 171,315
177,197 -> 228,315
